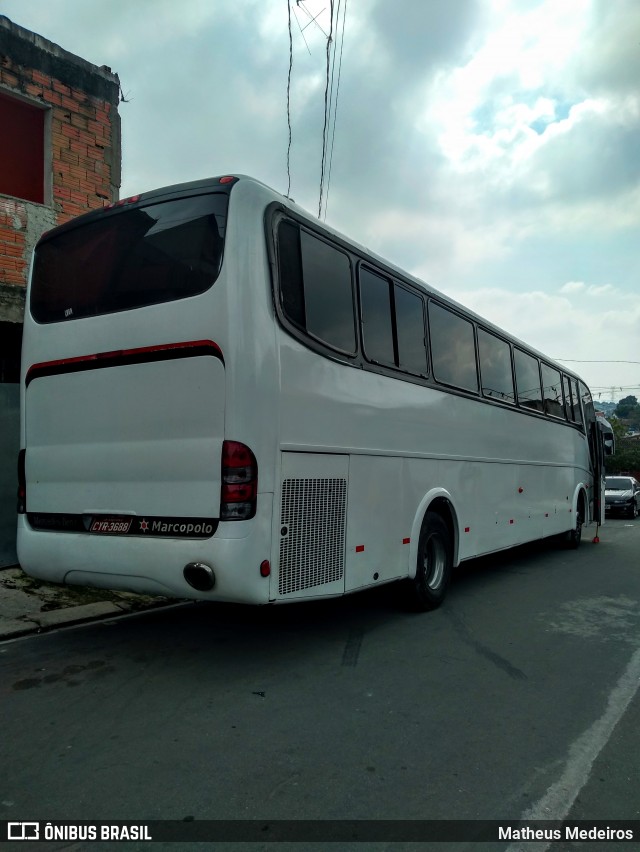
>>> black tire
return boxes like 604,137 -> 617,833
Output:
566,504 -> 583,549
404,511 -> 452,611
629,502 -> 638,520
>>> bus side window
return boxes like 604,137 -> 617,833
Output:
514,349 -> 543,412
428,302 -> 478,393
359,267 -> 395,366
277,220 -> 306,329
541,363 -> 565,419
580,381 -> 595,426
562,374 -> 573,421
394,284 -> 428,377
277,221 -> 356,355
571,377 -> 583,424
477,328 -> 515,404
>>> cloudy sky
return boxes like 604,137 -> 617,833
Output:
3,0 -> 639,402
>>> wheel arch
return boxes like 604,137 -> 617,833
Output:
573,482 -> 589,527
408,488 -> 460,578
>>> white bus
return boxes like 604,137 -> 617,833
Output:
18,174 -> 611,610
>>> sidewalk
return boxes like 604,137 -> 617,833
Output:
0,564 -> 173,640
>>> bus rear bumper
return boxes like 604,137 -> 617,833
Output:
16,498 -> 274,605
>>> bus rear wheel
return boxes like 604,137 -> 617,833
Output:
565,503 -> 584,549
404,511 -> 452,611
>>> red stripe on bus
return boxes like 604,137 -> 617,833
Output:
26,340 -> 223,386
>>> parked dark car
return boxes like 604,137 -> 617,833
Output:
604,476 -> 640,519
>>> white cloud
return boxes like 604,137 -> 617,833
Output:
587,284 -> 615,296
560,282 -> 586,294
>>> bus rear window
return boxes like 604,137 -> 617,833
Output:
31,193 -> 228,323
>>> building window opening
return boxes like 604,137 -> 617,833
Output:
0,90 -> 45,205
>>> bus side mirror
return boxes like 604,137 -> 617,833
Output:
603,436 -> 614,456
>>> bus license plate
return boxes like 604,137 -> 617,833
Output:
90,517 -> 132,534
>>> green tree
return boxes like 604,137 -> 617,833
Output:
614,395 -> 639,419
610,417 -> 627,443
606,434 -> 640,476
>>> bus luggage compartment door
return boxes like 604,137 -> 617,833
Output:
275,452 -> 348,600
24,354 -> 225,519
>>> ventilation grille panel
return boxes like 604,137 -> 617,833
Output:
279,478 -> 347,595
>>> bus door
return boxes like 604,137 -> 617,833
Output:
582,383 -> 614,526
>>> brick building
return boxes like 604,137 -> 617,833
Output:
0,16 -> 121,566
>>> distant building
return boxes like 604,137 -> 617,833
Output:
0,16 -> 121,566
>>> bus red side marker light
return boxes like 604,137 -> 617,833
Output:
402,538 -> 410,544
355,545 -> 364,553
260,560 -> 271,577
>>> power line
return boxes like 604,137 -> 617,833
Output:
553,359 -> 640,365
323,0 -> 348,221
286,0 -> 294,197
590,385 -> 640,391
291,4 -> 312,55
285,2 -> 346,211
298,1 -> 329,37
318,0 -> 335,218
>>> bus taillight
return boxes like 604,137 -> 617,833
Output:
220,441 -> 257,521
17,449 -> 26,514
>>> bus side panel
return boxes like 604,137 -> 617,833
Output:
344,454 -> 406,591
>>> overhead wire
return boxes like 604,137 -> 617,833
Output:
318,0 -> 335,218
298,0 -> 329,37
286,0 -> 294,197
323,0 -> 348,221
553,359 -> 640,365
286,1 -> 347,212
291,3 -> 312,55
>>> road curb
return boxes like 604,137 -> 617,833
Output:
0,599 -> 175,640
0,565 -> 176,640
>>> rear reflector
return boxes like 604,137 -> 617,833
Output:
221,440 -> 257,521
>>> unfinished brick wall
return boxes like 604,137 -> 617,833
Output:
31,71 -> 119,221
0,15 -> 121,312
0,17 -> 122,566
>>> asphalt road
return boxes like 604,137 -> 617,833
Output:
1,519 -> 639,852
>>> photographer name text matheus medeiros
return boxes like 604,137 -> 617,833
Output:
499,825 -> 634,842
